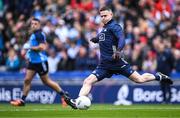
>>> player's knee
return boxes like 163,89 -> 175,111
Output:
41,79 -> 49,85
83,79 -> 91,85
133,77 -> 144,83
83,78 -> 93,85
24,78 -> 31,85
134,80 -> 144,83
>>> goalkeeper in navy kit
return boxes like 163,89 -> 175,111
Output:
65,6 -> 173,109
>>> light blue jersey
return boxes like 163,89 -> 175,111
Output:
26,29 -> 47,63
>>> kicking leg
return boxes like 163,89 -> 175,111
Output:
79,74 -> 98,96
66,74 -> 98,109
61,74 -> 98,109
68,68 -> 110,109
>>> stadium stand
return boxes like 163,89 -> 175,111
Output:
0,0 -> 179,73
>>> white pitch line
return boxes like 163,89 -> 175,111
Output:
0,108 -> 58,112
106,107 -> 180,110
0,107 -> 180,112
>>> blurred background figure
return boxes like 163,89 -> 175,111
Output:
6,48 -> 20,71
0,0 -> 179,73
173,49 -> 180,73
142,50 -> 157,73
153,37 -> 174,104
47,47 -> 61,73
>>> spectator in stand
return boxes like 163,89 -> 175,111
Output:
131,43 -> 143,71
0,0 -> 179,73
86,49 -> 99,70
57,49 -> 72,70
67,40 -> 79,70
75,46 -> 88,70
6,48 -> 20,71
173,49 -> 180,72
153,38 -> 174,104
142,50 -> 157,73
47,47 -> 61,73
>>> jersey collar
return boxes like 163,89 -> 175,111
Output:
104,19 -> 114,27
33,29 -> 42,33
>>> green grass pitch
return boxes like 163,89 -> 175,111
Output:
0,104 -> 180,118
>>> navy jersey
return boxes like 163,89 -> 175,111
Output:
96,19 -> 126,69
26,29 -> 48,63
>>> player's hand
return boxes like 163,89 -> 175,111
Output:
112,51 -> 121,60
90,38 -> 99,43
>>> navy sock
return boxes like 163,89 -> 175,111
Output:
155,73 -> 161,81
59,91 -> 65,96
21,95 -> 26,101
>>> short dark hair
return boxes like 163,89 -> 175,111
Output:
99,6 -> 112,12
32,18 -> 40,23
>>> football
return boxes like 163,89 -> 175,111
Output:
75,96 -> 91,110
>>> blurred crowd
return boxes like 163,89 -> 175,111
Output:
0,0 -> 179,74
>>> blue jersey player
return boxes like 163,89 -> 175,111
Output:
65,6 -> 173,109
10,18 -> 70,106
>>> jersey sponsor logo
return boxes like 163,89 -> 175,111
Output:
99,33 -> 105,42
120,65 -> 126,68
121,58 -> 128,64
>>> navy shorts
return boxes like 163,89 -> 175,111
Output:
27,61 -> 49,76
92,63 -> 134,81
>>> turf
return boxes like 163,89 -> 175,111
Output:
0,104 -> 180,118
